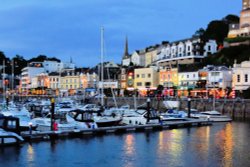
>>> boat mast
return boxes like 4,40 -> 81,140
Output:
101,27 -> 104,106
213,69 -> 216,110
3,60 -> 5,102
11,59 -> 14,101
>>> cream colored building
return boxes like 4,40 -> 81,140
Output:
228,0 -> 250,38
48,73 -> 60,89
232,60 -> 250,90
134,67 -> 159,91
145,46 -> 159,67
60,71 -> 81,90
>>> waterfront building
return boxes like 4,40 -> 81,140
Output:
178,71 -> 199,89
130,51 -> 141,66
30,73 -> 50,95
120,66 -> 137,96
198,65 -> 232,89
157,37 -> 217,66
120,67 -> 128,90
134,66 -> 159,96
159,67 -> 178,96
48,72 -> 60,89
137,49 -> 146,67
60,70 -> 81,95
145,45 -> 160,67
20,62 -> 45,94
86,71 -> 98,89
232,60 -> 250,91
43,60 -> 64,73
177,70 -> 199,97
227,0 -> 250,39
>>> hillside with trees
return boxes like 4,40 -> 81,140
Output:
0,52 -> 61,75
194,14 -> 250,67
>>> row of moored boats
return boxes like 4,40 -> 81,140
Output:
0,98 -> 232,146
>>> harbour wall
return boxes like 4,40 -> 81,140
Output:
90,97 -> 250,119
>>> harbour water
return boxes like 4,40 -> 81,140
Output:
1,119 -> 250,167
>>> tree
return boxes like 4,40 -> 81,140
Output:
204,20 -> 229,44
223,15 -> 240,24
193,28 -> 206,38
28,55 -> 47,62
194,14 -> 240,45
12,55 -> 28,75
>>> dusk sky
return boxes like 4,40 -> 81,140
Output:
0,0 -> 241,67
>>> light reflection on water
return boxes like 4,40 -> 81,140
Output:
1,121 -> 250,167
157,129 -> 184,166
27,144 -> 35,164
123,134 -> 136,167
215,123 -> 234,167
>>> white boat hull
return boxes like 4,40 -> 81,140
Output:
0,129 -> 24,146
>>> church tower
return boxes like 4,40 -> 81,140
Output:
122,36 -> 129,59
240,0 -> 250,29
228,0 -> 250,38
122,36 -> 131,66
243,0 -> 250,10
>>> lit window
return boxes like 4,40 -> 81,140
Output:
137,82 -> 142,86
237,75 -> 240,82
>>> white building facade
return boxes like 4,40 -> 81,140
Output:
201,66 -> 232,89
178,71 -> 199,89
232,60 -> 250,90
157,37 -> 217,66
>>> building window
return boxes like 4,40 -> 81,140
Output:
145,82 -> 151,87
187,75 -> 189,79
148,74 -> 151,78
193,74 -> 195,78
137,82 -> 142,86
162,74 -> 165,80
137,74 -> 140,78
237,75 -> 240,82
56,78 -> 59,82
208,45 -> 211,51
245,74 -> 248,82
142,74 -> 145,78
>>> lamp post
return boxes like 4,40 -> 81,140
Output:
147,97 -> 151,123
187,97 -> 191,118
50,98 -> 55,131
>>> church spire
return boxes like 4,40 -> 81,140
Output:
123,36 -> 129,59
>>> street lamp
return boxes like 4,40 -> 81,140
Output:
147,98 -> 151,123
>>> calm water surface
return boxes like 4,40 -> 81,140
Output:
1,120 -> 250,167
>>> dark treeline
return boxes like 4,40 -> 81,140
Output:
0,52 -> 61,75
